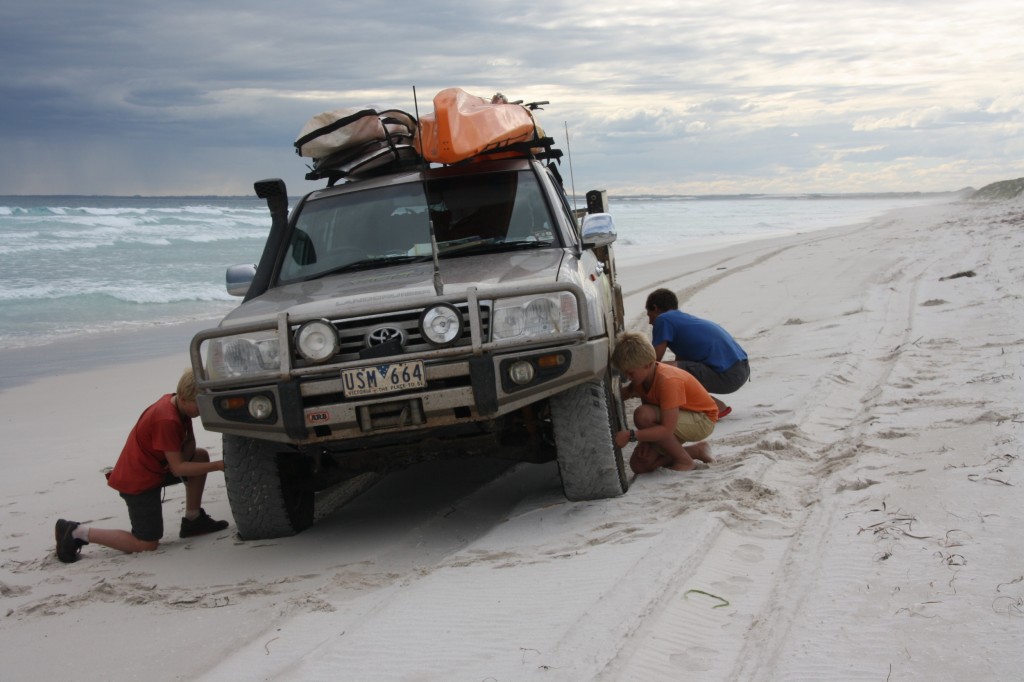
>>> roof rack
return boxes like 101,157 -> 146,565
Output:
308,135 -> 563,186
474,135 -> 563,162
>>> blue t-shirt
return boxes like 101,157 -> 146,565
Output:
652,310 -> 747,373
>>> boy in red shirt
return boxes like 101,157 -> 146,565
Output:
55,369 -> 228,563
612,332 -> 717,474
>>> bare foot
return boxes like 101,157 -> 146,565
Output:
668,459 -> 696,472
687,441 -> 714,464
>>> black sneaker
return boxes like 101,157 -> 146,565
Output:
179,509 -> 229,538
55,519 -> 88,563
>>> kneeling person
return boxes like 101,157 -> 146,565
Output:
645,288 -> 749,418
612,332 -> 718,474
55,369 -> 229,563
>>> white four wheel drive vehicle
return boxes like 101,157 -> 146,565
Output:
189,91 -> 632,539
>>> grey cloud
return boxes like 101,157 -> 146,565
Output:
123,87 -> 212,108
2,0 -> 1023,194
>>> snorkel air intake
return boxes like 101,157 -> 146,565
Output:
246,178 -> 290,302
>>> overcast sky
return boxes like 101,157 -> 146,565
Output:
2,0 -> 1021,196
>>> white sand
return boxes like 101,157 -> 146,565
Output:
2,198 -> 1023,681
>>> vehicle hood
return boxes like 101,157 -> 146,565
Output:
221,249 -> 567,326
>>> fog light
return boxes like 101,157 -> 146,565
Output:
508,360 -> 535,386
248,395 -> 274,420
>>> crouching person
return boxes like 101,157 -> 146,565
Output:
55,369 -> 229,563
612,332 -> 718,474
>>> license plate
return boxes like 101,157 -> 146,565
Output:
342,360 -> 425,397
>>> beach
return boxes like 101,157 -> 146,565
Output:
2,196 -> 1022,680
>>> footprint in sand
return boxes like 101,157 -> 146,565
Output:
712,574 -> 753,596
733,543 -> 765,563
0,581 -> 31,597
669,646 -> 719,672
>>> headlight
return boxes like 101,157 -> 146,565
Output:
205,330 -> 280,380
492,292 -> 580,341
420,303 -> 463,346
295,319 -> 339,362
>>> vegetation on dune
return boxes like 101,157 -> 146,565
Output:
970,177 -> 1024,201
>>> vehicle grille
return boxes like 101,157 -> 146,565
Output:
292,302 -> 490,367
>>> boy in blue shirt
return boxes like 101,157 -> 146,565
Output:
645,288 -> 749,418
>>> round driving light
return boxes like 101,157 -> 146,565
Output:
295,319 -> 339,362
509,360 -> 535,386
248,395 -> 274,420
419,304 -> 463,346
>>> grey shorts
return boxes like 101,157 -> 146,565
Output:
119,472 -> 182,542
675,359 -> 750,395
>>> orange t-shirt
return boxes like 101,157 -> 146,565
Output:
634,362 -> 719,422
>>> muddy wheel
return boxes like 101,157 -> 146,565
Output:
223,434 -> 315,540
549,370 -> 631,500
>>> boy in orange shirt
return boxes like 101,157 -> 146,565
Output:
612,332 -> 717,473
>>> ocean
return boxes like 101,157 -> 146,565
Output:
0,192 -> 955,353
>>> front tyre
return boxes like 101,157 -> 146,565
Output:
549,370 -> 631,500
222,434 -> 315,540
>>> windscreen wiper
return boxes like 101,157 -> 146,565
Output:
438,239 -> 555,258
305,254 -> 434,281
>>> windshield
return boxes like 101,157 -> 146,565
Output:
278,169 -> 559,282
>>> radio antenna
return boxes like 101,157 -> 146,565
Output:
413,85 -> 444,297
564,121 -> 578,216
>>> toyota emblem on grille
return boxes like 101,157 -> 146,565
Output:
366,326 -> 405,347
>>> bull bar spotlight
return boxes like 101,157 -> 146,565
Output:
295,319 -> 339,362
419,303 -> 462,346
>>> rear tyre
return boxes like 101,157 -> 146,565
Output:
549,370 -> 631,500
222,434 -> 315,540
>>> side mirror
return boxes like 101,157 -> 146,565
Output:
226,264 -> 257,297
581,213 -> 617,249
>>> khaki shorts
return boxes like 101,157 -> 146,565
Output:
652,406 -> 715,443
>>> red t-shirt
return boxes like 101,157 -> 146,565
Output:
107,394 -> 192,495
634,362 -> 719,422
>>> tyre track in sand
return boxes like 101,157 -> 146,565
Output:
598,208 -> 960,680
